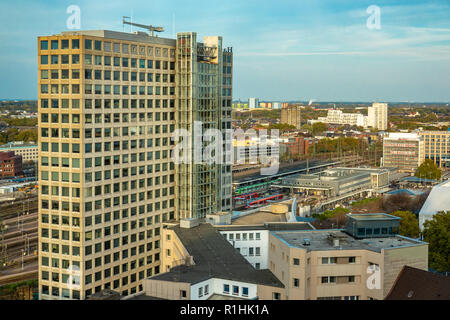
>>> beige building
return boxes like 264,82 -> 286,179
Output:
281,105 -> 302,129
419,130 -> 450,169
37,28 -> 232,300
139,213 -> 427,300
0,142 -> 38,161
368,102 -> 388,131
383,132 -> 424,173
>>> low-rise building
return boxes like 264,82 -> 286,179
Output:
141,213 -> 428,300
144,223 -> 286,300
269,213 -> 428,300
310,109 -> 368,128
279,136 -> 311,158
0,151 -> 23,178
0,142 -> 38,162
279,167 -> 389,197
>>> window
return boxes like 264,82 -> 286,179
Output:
293,258 -> 300,266
293,278 -> 300,287
223,284 -> 230,294
40,40 -> 48,50
232,285 -> 239,295
198,287 -> 203,297
180,290 -> 187,299
273,292 -> 281,300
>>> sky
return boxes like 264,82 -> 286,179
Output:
0,0 -> 450,102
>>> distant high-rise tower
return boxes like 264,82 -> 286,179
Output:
281,105 -> 302,129
368,102 -> 388,131
248,97 -> 259,109
37,28 -> 232,300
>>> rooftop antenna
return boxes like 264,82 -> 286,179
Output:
122,16 -> 164,37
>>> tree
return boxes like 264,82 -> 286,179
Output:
390,210 -> 420,238
312,122 -> 327,135
423,211 -> 450,272
415,159 -> 442,180
14,129 -> 37,143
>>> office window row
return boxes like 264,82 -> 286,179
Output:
84,69 -> 175,82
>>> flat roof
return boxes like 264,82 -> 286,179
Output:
272,230 -> 426,253
347,213 -> 401,221
150,223 -> 284,288
216,222 -> 314,232
59,30 -> 176,46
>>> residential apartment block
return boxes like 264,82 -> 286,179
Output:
312,109 -> 368,128
37,29 -> 232,300
281,105 -> 302,129
368,102 -> 388,131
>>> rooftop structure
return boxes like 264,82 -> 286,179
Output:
345,213 -> 401,239
272,228 -> 420,253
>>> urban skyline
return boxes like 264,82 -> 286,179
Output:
1,0 -> 450,101
0,0 -> 448,306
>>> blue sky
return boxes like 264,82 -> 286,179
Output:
1,0 -> 450,102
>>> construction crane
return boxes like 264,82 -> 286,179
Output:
122,16 -> 164,37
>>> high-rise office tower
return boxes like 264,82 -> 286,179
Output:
368,102 -> 388,131
37,29 -> 232,300
281,105 -> 302,129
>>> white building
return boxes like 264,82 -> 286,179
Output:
248,97 -> 260,109
368,102 -> 388,130
310,109 -> 368,127
273,102 -> 282,109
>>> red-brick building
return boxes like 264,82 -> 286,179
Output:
281,137 -> 312,157
0,151 -> 23,178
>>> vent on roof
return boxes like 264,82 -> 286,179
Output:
303,238 -> 311,246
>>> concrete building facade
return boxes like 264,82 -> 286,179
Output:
383,132 -> 424,173
0,142 -> 39,162
37,29 -> 232,300
281,105 -> 302,129
141,214 -> 427,301
368,103 -> 388,131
